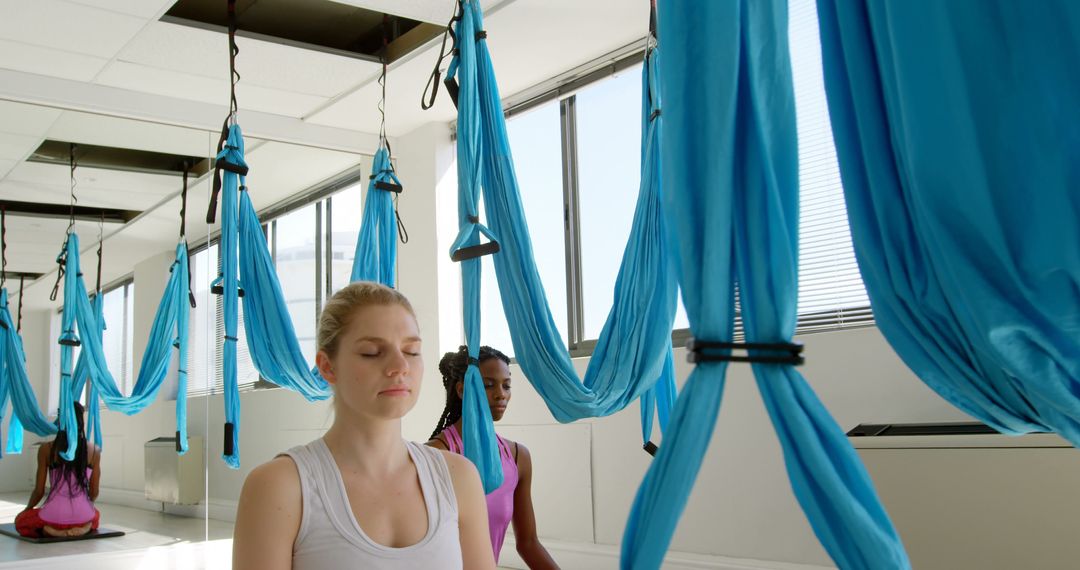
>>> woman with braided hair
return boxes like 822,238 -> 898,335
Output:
427,346 -> 559,568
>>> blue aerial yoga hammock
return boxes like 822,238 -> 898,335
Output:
816,0 -> 1080,446
0,288 -> 53,452
0,235 -> 192,462
621,2 -> 908,569
444,0 -> 677,493
212,120 -> 404,467
56,234 -> 193,460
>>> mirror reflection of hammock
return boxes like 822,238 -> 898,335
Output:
0,156 -> 195,462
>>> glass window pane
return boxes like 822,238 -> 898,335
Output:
101,287 -> 126,394
574,67 -> 695,337
480,100 -> 568,356
330,182 -> 364,294
274,204 -> 319,364
188,246 -> 216,394
789,0 -> 869,317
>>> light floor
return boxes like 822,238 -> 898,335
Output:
0,492 -> 234,569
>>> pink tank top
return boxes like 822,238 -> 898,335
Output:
442,425 -> 519,563
39,466 -> 95,525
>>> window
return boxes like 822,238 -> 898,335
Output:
186,169 -> 370,396
480,0 -> 871,355
479,100 -> 568,357
274,203 -> 319,363
48,280 -> 134,413
788,0 -> 871,330
187,244 -> 260,396
99,282 -> 135,394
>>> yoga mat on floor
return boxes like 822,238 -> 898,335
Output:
0,523 -> 125,543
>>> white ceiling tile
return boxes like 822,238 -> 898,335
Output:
1,162 -> 179,211
242,142 -> 365,210
48,111 -> 213,158
94,60 -> 225,106
0,38 -> 110,82
3,216 -> 127,280
308,0 -> 648,135
0,0 -> 148,59
0,158 -> 16,179
64,0 -> 175,19
115,22 -> 382,99
305,39 -> 453,135
0,133 -> 41,161
95,61 -> 330,119
0,101 -> 63,137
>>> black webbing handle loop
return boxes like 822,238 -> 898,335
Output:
451,241 -> 500,262
179,162 -> 197,308
374,180 -> 404,194
444,77 -> 460,109
421,5 -> 463,111
686,339 -> 804,365
95,211 -> 104,294
17,275 -> 24,332
224,422 -> 235,456
1,204 -> 7,290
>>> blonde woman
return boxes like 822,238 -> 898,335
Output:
232,282 -> 495,570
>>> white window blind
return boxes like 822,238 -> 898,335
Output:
788,0 -> 873,333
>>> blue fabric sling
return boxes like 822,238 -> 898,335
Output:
621,2 -> 908,568
446,0 -> 678,491
816,0 -> 1080,445
351,146 -> 401,286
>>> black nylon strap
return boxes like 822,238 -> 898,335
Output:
17,275 -> 24,333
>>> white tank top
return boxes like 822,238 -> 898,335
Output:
282,438 -> 463,570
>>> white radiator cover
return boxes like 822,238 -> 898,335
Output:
853,433 -> 1079,570
144,436 -> 205,505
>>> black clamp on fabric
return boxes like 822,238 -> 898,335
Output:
224,423 -> 235,456
643,441 -> 658,456
475,30 -> 487,40
686,338 -> 804,365
59,337 -> 82,347
175,431 -> 182,453
451,241 -> 500,262
467,356 -> 479,366
375,180 -> 404,194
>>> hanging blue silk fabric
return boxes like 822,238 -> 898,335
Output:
621,2 -> 908,569
0,289 -> 36,455
215,124 -> 245,468
816,0 -> 1080,445
445,1 -> 504,493
67,240 -> 193,453
0,289 -> 57,448
56,236 -> 193,457
237,187 -> 331,401
351,146 -> 400,286
447,0 -> 678,492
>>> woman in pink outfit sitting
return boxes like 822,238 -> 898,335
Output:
427,346 -> 559,569
16,401 -> 102,538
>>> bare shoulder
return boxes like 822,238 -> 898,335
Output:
243,455 -> 301,496
436,448 -> 477,477
425,435 -> 449,450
